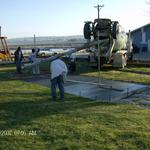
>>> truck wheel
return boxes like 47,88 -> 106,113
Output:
41,53 -> 45,57
83,22 -> 92,39
112,21 -> 119,39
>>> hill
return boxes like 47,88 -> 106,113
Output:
7,35 -> 86,46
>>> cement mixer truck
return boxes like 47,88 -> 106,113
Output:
24,18 -> 133,70
83,18 -> 133,68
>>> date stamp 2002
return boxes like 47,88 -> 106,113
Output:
0,130 -> 37,136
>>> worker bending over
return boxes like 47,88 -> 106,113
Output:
50,56 -> 68,101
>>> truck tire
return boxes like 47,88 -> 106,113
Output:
41,53 -> 45,57
112,21 -> 119,39
83,22 -> 92,39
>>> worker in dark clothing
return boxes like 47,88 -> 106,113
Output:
14,46 -> 24,73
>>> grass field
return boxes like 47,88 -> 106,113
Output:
0,62 -> 150,149
76,61 -> 150,84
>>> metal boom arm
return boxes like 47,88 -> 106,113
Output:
23,40 -> 97,69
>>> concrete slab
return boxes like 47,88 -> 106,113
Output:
24,75 -> 146,102
65,80 -> 145,102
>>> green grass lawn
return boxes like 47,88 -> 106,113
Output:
75,61 -> 150,84
126,64 -> 150,73
0,63 -> 150,149
82,70 -> 150,84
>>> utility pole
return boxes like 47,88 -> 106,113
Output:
94,4 -> 104,86
33,34 -> 36,49
0,26 -> 1,37
94,4 -> 104,19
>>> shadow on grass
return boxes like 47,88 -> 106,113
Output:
0,92 -> 116,130
0,90 -> 122,149
0,63 -> 49,81
74,61 -> 119,75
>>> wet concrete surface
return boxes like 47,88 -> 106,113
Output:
24,75 -> 146,102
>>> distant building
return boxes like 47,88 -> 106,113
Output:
131,23 -> 150,52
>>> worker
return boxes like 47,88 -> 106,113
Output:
50,56 -> 68,101
14,46 -> 24,74
28,48 -> 40,75
69,53 -> 76,73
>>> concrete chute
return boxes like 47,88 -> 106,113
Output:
23,41 -> 97,69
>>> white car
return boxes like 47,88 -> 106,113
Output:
38,49 -> 53,56
38,48 -> 65,57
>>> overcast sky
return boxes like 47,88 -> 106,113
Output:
0,0 -> 149,38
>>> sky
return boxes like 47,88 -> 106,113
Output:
0,0 -> 149,38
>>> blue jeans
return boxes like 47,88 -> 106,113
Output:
51,75 -> 64,101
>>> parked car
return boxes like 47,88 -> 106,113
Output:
38,48 -> 65,57
38,49 -> 53,57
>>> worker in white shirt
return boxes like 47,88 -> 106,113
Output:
29,49 -> 40,75
50,56 -> 68,101
69,53 -> 76,73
